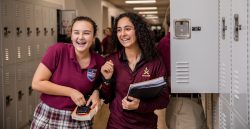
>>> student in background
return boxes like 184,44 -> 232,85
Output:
100,12 -> 170,129
102,27 -> 115,56
30,16 -> 105,129
157,6 -> 208,129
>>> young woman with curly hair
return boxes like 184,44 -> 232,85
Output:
100,12 -> 170,129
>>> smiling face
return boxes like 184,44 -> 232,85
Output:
71,20 -> 95,54
116,17 -> 138,49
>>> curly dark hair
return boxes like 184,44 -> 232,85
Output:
112,12 -> 158,60
71,16 -> 97,36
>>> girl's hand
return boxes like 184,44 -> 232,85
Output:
69,89 -> 86,106
101,60 -> 114,80
86,90 -> 100,109
122,96 -> 140,110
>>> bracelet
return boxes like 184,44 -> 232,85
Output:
102,76 -> 112,85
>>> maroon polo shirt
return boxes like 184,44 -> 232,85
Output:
157,32 -> 171,76
40,43 -> 105,111
101,50 -> 169,129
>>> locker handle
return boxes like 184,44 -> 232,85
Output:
18,90 -> 24,100
51,28 -> 55,35
36,27 -> 40,35
4,27 -> 11,36
28,86 -> 33,95
234,14 -> 241,41
221,17 -> 227,40
44,28 -> 48,35
6,95 -> 13,106
27,27 -> 32,35
16,27 -> 22,35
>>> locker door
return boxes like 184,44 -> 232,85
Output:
170,0 -> 219,93
231,0 -> 248,125
41,6 -> 50,55
219,0 -> 232,104
219,99 -> 231,129
14,2 -> 29,128
49,8 -> 57,45
34,5 -> 42,59
2,1 -> 17,129
24,3 -> 36,123
0,0 -> 3,128
15,1 -> 25,64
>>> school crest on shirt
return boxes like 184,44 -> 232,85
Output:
87,69 -> 97,82
142,67 -> 151,77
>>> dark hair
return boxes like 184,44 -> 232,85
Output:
112,12 -> 158,60
71,16 -> 97,36
166,6 -> 170,27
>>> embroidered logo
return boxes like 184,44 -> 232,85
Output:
87,69 -> 97,82
142,67 -> 150,77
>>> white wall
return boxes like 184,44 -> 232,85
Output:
102,0 -> 125,28
64,0 -> 102,38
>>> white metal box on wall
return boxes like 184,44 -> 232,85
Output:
170,0 -> 219,93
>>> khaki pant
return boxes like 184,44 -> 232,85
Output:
165,97 -> 208,129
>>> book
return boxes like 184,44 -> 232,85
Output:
128,77 -> 166,100
71,103 -> 99,121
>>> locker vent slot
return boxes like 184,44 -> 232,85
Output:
25,6 -> 31,19
5,48 -> 9,61
4,72 -> 10,85
232,70 -> 240,99
17,46 -> 21,59
28,45 -> 31,56
2,4 -> 7,16
36,44 -> 40,55
175,62 -> 189,83
219,63 -> 227,87
15,4 -> 21,18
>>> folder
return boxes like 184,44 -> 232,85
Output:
127,77 -> 166,100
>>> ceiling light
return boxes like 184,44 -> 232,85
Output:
133,7 -> 157,10
125,0 -> 156,4
138,11 -> 158,14
145,16 -> 159,19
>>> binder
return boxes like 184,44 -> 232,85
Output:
127,77 -> 166,100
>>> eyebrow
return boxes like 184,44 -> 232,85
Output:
72,29 -> 92,32
117,25 -> 133,28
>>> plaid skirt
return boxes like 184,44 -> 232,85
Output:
30,102 -> 92,129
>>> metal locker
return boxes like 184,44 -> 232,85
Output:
0,0 -> 3,128
34,5 -> 42,59
41,6 -> 50,55
170,0 -> 219,93
219,98 -> 231,129
15,1 -> 26,64
16,63 -> 29,128
231,0 -> 248,124
231,111 -> 248,129
26,61 -> 37,123
24,3 -> 35,61
2,0 -> 15,65
3,65 -> 17,129
219,0 -> 232,104
49,8 -> 57,45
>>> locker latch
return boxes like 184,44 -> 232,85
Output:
16,27 -> 22,36
44,28 -> 48,36
28,86 -> 33,95
36,27 -> 40,36
234,14 -> 241,41
173,19 -> 191,39
18,90 -> 24,100
222,17 -> 227,40
51,28 -> 55,35
3,27 -> 11,36
6,95 -> 13,106
27,27 -> 32,36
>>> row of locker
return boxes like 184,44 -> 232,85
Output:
219,0 -> 249,128
0,0 -> 58,128
170,0 -> 249,128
